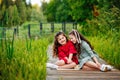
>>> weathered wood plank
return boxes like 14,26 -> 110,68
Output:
46,68 -> 120,80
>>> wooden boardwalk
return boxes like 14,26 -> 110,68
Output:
46,45 -> 120,80
46,68 -> 120,80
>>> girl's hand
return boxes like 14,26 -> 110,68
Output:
67,59 -> 73,64
96,62 -> 101,67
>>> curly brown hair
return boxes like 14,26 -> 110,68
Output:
53,31 -> 68,58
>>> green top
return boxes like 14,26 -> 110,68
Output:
78,40 -> 99,68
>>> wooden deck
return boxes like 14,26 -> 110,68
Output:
46,45 -> 120,80
46,68 -> 120,80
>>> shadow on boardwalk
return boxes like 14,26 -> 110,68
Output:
46,45 -> 120,80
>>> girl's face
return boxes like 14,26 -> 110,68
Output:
57,34 -> 67,45
69,34 -> 77,44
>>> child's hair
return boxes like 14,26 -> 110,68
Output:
69,30 -> 93,57
53,31 -> 68,57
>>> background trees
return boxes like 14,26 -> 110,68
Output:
0,0 -> 46,27
0,0 -> 120,32
42,0 -> 98,23
42,0 -> 120,24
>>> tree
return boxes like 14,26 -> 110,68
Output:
55,0 -> 72,22
67,0 -> 98,23
31,4 -> 47,22
16,0 -> 27,24
0,0 -> 31,27
42,0 -> 98,23
43,0 -> 56,22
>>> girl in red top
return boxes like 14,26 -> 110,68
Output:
47,32 -> 78,69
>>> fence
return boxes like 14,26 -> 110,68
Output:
0,22 -> 77,39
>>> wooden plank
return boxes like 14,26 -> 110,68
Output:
46,76 -> 120,80
46,68 -> 120,80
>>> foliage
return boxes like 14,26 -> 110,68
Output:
0,0 -> 46,27
16,1 -> 27,24
68,0 -> 97,22
42,0 -> 120,24
98,0 -> 120,9
0,37 -> 49,80
81,6 -> 120,36
5,31 -> 15,60
42,0 -> 98,23
31,5 -> 47,22
88,31 -> 120,69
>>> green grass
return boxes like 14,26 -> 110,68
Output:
0,36 -> 50,80
88,34 -> 120,69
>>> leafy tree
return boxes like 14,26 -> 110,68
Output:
16,0 -> 27,24
4,5 -> 19,27
67,0 -> 98,23
12,5 -> 20,26
43,0 -> 56,22
55,0 -> 72,22
42,0 -> 98,23
0,0 -> 32,27
0,4 -> 6,26
31,5 -> 47,22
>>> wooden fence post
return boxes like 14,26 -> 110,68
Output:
28,24 -> 31,38
40,23 -> 42,34
51,22 -> 54,32
14,28 -> 17,37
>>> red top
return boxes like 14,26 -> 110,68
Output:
58,41 -> 78,64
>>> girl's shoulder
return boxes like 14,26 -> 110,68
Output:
81,40 -> 89,47
81,40 -> 87,44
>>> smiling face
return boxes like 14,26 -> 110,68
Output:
57,34 -> 67,45
69,34 -> 77,44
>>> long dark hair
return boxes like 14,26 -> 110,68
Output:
69,30 -> 93,57
53,31 -> 68,58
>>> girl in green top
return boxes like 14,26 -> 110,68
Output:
69,30 -> 112,72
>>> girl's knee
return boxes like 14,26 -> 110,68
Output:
56,60 -> 65,66
72,62 -> 77,66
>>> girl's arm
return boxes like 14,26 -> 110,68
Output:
82,41 -> 100,65
92,56 -> 101,66
67,53 -> 73,63
82,41 -> 95,58
92,56 -> 99,63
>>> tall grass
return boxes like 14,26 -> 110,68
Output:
88,31 -> 120,69
0,36 -> 50,80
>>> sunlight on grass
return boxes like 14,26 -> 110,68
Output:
0,37 -> 49,80
88,35 -> 120,69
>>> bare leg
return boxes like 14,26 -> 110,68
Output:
82,65 -> 99,71
55,60 -> 65,66
58,62 -> 76,69
83,61 -> 101,70
54,60 -> 77,69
